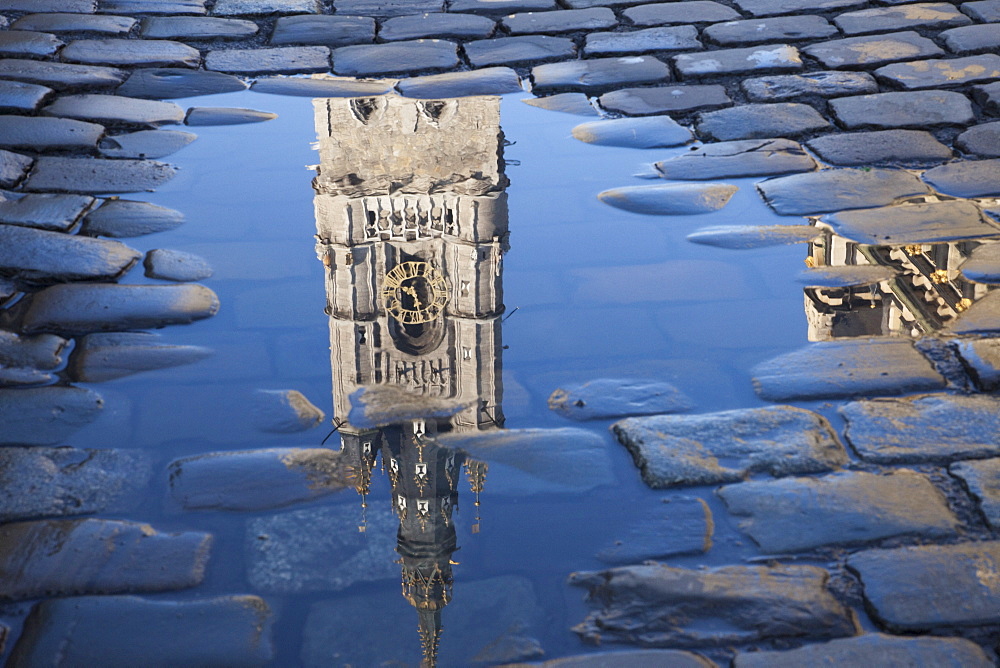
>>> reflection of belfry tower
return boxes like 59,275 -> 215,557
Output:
312,94 -> 509,667
804,228 -> 994,341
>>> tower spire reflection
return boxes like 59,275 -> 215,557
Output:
312,93 -> 509,666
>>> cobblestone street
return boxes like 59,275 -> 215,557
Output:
0,0 -> 999,664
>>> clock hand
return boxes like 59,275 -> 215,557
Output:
401,285 -> 423,310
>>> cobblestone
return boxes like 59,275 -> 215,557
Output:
951,458 -> 1000,529
61,38 -> 201,67
735,0 -> 866,15
213,0 -> 319,14
0,386 -> 103,445
974,81 -> 1000,112
0,191 -> 94,232
249,75 -> 394,96
396,66 -> 522,98
958,122 -> 1000,156
705,16 -> 837,45
185,106 -> 277,124
116,67 -> 247,98
449,0 -> 554,12
69,331 -> 211,382
941,23 -> 1000,53
271,15 -> 375,46
532,56 -> 670,92
598,182 -> 738,215
43,93 -> 185,127
206,45 -> 330,73
962,0 -> 1000,20
524,91 -> 597,114
834,3 -> 973,35
659,138 -> 816,180
584,25 -> 701,55
572,115 -> 692,147
0,58 -> 127,89
378,12 -> 495,40
139,16 -> 259,39
623,1 -> 740,26
876,54 -> 1000,89
335,0 -> 443,14
504,8 -> 616,34
99,128 -> 197,158
0,80 -> 52,112
806,129 -> 953,166
465,35 -> 576,67
81,198 -> 185,237
821,200 -> 995,244
830,90 -> 974,129
0,116 -> 105,151
333,40 -> 456,75
848,541 -> 1000,629
675,44 -> 802,78
0,149 -> 33,189
923,158 -> 1000,197
718,470 -> 959,552
0,30 -> 64,58
597,497 -> 711,563
734,634 -> 995,668
13,12 -> 136,34
696,102 -> 830,140
0,223 -> 141,282
803,32 -> 944,69
101,0 -> 208,13
3,0 -> 97,12
600,84 -> 731,114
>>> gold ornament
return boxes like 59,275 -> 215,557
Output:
382,261 -> 449,324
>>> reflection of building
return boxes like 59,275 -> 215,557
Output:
804,227 -> 995,341
312,94 -> 508,666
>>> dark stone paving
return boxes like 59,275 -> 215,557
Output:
733,634 -> 995,668
802,32 -> 944,69
12,13 -> 137,35
116,67 -> 248,98
81,198 -> 184,237
584,25 -> 701,55
532,55 -> 670,92
0,115 -> 105,150
697,102 -> 830,140
572,115 -> 692,147
140,16 -> 259,39
270,14 -> 375,46
806,129 -> 953,166
379,12 -> 495,41
332,40 -> 457,75
464,34 -> 576,67
599,84 -> 732,114
24,156 -> 178,193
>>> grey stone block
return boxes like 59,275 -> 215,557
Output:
0,58 -> 126,89
2,0 -> 95,8
271,15 -> 375,46
696,102 -> 829,141
20,283 -> 219,334
830,90 -> 974,129
834,3 -> 973,35
43,93 -> 185,127
69,331 -> 212,382
803,31 -> 944,68
718,470 -> 959,553
140,16 -> 259,39
332,40 -> 457,76
0,518 -> 210,601
0,80 -> 52,112
848,541 -> 1000,629
528,651 -> 719,668
213,0 -> 319,14
734,634 -> 995,668
464,35 -> 575,67
807,129 -> 953,166
0,447 -> 151,522
25,156 -> 176,193
61,38 -> 200,67
98,129 -> 198,159
675,44 -> 802,78
548,377 -> 692,419
143,248 -> 213,281
962,0 -> 1000,21
599,84 -> 731,115
597,497 -> 712,563
169,448 -> 350,511
523,92 -> 598,115
396,67 -> 522,98
735,0 -> 865,15
532,55 -> 670,92
503,7 -> 616,34
655,138 -> 817,179
0,149 -> 33,189
704,16 -> 837,45
624,1 -> 739,25
249,76 -> 395,97
0,115 -> 104,150
951,457 -> 1000,529
821,200 -> 996,245
0,223 -> 140,282
842,393 -> 1000,463
13,12 -> 135,34
9,596 -> 274,668
116,67 -> 247,99
0,386 -> 103,445
571,116 -> 693,148
584,25 -> 701,55
612,406 -> 847,488
876,54 -> 1000,90
206,46 -> 330,74
923,158 -> 1000,198
185,107 -> 277,125
973,81 -> 1000,113
98,0 -> 207,13
0,191 -> 94,232
335,0 -> 443,15
82,199 -> 184,237
949,289 -> 1000,335
598,182 -> 738,215
0,30 -> 64,58
449,0 -> 554,12
941,24 -> 1000,54
571,563 -> 855,646
768,167 -> 924,215
796,264 -> 898,288
742,71 -> 878,101
379,12 -> 495,41
959,244 -> 1000,284
687,224 -> 822,249
752,338 -> 945,401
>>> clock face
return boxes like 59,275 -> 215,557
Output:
382,261 -> 449,324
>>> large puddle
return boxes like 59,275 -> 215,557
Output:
4,85 -> 998,666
